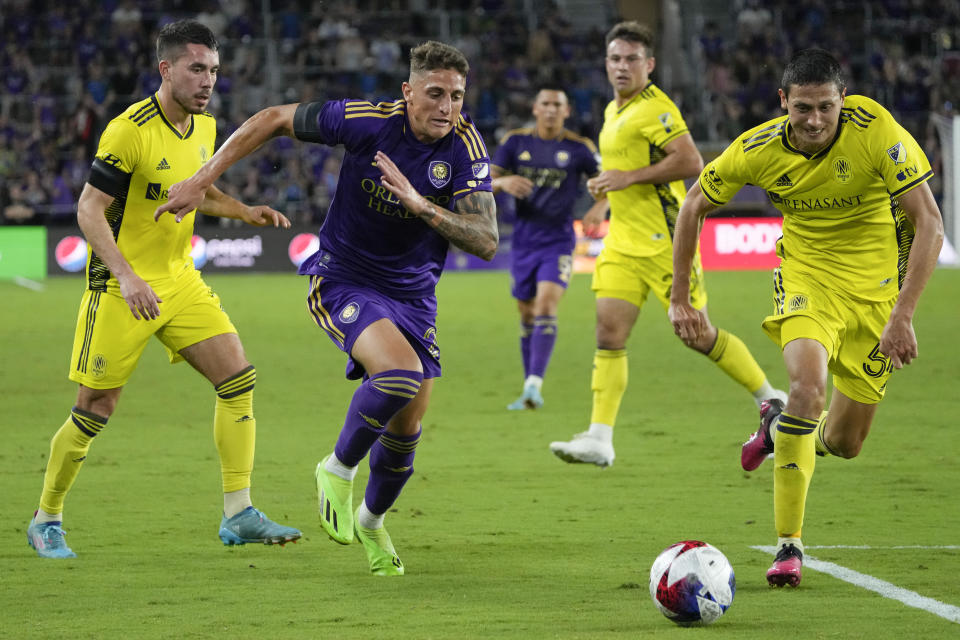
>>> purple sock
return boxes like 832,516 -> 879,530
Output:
520,322 -> 534,377
364,428 -> 421,515
333,369 -> 423,467
528,315 -> 557,378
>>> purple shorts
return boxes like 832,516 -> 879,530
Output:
305,275 -> 441,379
510,246 -> 574,300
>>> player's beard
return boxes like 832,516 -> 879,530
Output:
172,86 -> 210,115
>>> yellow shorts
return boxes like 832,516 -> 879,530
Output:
591,245 -> 708,311
68,270 -> 237,389
761,266 -> 897,404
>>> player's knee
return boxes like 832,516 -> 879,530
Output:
215,365 -> 256,399
830,433 -> 864,459
787,379 -> 826,415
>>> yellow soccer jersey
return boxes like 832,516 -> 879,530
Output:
598,82 -> 691,257
700,94 -> 930,302
86,94 -> 216,294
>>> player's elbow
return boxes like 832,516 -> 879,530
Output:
685,153 -> 705,179
480,233 -> 499,261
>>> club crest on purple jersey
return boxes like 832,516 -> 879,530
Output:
429,160 -> 451,188
339,302 -> 361,323
554,150 -> 570,167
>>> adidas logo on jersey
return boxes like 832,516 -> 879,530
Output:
774,173 -> 793,187
156,158 -> 171,170
518,150 -> 531,161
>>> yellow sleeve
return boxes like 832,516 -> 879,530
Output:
868,109 -> 933,198
698,138 -> 751,206
637,97 -> 689,148
94,117 -> 143,176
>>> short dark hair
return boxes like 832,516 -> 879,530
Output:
409,41 -> 469,78
156,19 -> 219,63
534,84 -> 567,97
605,21 -> 654,55
781,48 -> 845,97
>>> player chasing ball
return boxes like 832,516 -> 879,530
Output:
669,48 -> 943,587
157,41 -> 497,576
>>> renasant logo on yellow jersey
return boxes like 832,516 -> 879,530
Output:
700,94 -> 932,302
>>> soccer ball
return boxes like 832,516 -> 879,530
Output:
649,540 -> 736,626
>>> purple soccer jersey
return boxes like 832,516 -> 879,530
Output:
491,128 -> 598,253
293,99 -> 492,298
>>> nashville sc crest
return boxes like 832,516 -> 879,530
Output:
428,160 -> 451,188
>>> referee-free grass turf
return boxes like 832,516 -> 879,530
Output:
2,268 -> 958,639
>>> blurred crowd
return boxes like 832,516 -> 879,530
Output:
2,0 -> 958,226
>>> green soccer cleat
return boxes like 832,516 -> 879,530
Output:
316,455 -> 354,544
354,509 -> 404,576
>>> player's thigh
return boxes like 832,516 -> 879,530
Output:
178,333 -> 249,386
648,248 -> 709,311
386,378 -> 434,436
831,295 -> 897,405
591,247 -> 649,308
532,280 -> 566,316
353,318 -> 422,375
155,275 -> 238,367
306,276 -> 434,377
761,266 -> 844,358
68,289 -> 156,389
595,296 -> 640,348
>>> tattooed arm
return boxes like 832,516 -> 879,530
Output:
376,150 -> 499,260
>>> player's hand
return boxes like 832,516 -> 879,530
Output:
669,300 -> 705,347
154,178 -> 208,223
117,272 -> 162,320
580,201 -> 607,236
879,313 -> 918,369
241,205 -> 291,228
375,150 -> 428,213
495,175 -> 534,199
587,170 -> 631,198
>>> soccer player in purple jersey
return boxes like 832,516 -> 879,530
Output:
491,87 -> 601,410
157,41 -> 497,576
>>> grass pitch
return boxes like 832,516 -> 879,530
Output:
2,268 -> 958,638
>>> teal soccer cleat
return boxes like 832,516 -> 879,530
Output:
218,507 -> 302,546
27,515 -> 77,559
506,382 -> 544,410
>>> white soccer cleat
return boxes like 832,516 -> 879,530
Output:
549,431 -> 615,467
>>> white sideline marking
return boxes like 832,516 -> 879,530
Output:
752,545 -> 960,624
804,545 -> 960,550
13,276 -> 45,291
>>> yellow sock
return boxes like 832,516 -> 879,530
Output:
706,328 -> 767,394
39,408 -> 107,515
590,349 -> 627,427
214,366 -> 257,493
814,410 -> 835,456
773,412 -> 818,538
